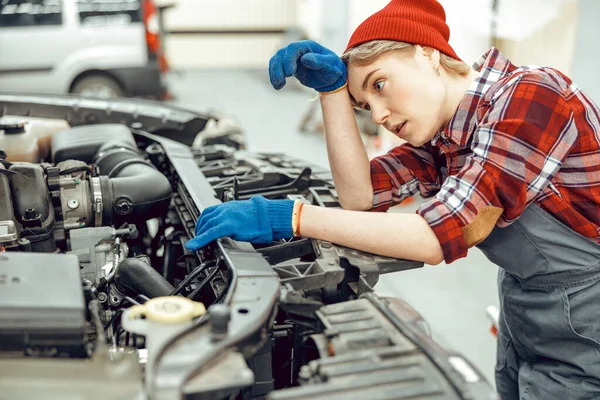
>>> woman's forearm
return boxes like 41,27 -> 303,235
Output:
300,205 -> 444,265
320,88 -> 374,211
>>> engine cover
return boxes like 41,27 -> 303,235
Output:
0,252 -> 86,357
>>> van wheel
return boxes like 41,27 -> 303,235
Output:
71,75 -> 125,98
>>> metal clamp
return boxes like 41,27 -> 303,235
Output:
90,177 -> 103,227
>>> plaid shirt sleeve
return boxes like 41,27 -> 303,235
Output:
370,143 -> 443,212
418,72 -> 578,263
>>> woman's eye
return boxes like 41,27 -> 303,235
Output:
364,104 -> 371,111
374,80 -> 385,91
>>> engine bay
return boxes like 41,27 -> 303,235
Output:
0,95 -> 495,400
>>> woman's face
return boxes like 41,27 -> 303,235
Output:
347,46 -> 449,147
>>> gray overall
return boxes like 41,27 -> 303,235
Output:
476,204 -> 600,399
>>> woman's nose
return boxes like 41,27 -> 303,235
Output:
371,105 -> 389,125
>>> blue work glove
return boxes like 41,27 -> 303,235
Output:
184,197 -> 295,251
269,40 -> 347,93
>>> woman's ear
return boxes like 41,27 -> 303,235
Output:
421,46 -> 441,71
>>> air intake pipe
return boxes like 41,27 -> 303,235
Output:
94,141 -> 172,225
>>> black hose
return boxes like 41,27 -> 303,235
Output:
187,265 -> 221,301
114,256 -> 174,298
169,260 -> 215,296
59,165 -> 92,175
94,142 -> 172,225
162,230 -> 186,281
214,286 -> 228,304
104,309 -> 123,332
162,240 -> 174,281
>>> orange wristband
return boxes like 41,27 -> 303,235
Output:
296,203 -> 304,237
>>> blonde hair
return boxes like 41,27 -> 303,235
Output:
341,40 -> 471,77
341,40 -> 471,109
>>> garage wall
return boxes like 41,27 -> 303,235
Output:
163,0 -> 297,69
162,0 -> 579,75
161,0 -> 493,70
492,0 -> 579,77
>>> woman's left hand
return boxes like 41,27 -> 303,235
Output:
184,196 -> 295,251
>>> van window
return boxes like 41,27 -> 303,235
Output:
77,0 -> 141,27
0,0 -> 62,28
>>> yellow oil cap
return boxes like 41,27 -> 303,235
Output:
127,296 -> 206,324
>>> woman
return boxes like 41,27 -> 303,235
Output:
186,1 -> 600,398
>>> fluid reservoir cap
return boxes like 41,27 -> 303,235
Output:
0,122 -> 26,135
128,296 -> 206,324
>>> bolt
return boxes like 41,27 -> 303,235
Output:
24,208 -> 37,220
321,242 -> 332,249
97,292 -> 108,303
115,200 -> 132,215
67,198 -> 79,209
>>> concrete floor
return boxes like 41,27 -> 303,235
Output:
169,69 -> 500,386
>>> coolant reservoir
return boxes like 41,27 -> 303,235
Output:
122,297 -> 206,393
0,116 -> 70,162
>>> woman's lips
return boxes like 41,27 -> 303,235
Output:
396,122 -> 407,138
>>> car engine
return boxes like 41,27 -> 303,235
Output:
0,95 -> 496,400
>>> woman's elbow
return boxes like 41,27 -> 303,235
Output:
425,246 -> 445,265
340,199 -> 373,211
426,252 -> 445,265
339,193 -> 373,211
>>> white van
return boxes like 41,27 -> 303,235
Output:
0,0 -> 170,99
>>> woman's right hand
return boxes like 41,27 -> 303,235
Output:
268,40 -> 347,93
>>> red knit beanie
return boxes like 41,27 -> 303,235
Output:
345,0 -> 460,61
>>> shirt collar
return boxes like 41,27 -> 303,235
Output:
431,47 -> 517,147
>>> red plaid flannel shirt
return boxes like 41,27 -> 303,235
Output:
370,48 -> 600,263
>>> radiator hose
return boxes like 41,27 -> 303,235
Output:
114,256 -> 175,298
